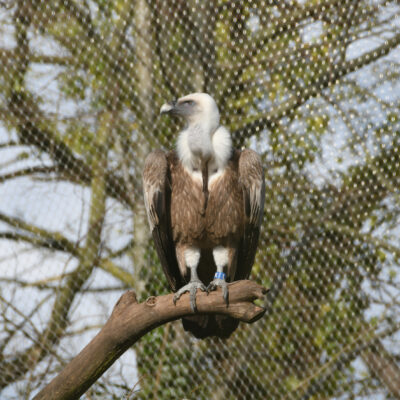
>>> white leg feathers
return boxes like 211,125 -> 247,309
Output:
184,247 -> 201,269
174,246 -> 205,312
213,246 -> 229,271
209,246 -> 229,303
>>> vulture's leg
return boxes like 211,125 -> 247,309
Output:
173,247 -> 206,312
207,246 -> 229,304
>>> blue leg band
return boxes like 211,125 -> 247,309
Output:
214,271 -> 226,280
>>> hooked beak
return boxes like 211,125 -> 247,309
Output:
160,100 -> 177,115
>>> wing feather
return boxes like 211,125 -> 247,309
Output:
235,149 -> 265,280
143,150 -> 183,291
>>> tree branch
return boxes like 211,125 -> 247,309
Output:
293,321 -> 400,400
33,280 -> 267,400
0,111 -> 112,390
233,0 -> 344,64
362,341 -> 400,399
5,92 -> 133,207
2,2 -> 133,208
232,32 -> 400,142
0,48 -> 73,66
0,166 -> 59,183
0,212 -> 78,255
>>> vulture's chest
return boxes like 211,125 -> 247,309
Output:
169,161 -> 245,246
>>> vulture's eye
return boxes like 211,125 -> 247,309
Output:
181,100 -> 195,106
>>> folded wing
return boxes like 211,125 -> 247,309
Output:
142,150 -> 183,291
235,149 -> 265,280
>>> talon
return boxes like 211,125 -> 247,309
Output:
173,280 -> 206,312
223,286 -> 229,304
190,290 -> 197,312
207,278 -> 229,305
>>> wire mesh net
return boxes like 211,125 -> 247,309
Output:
1,0 -> 400,398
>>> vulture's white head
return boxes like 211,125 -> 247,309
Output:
160,93 -> 231,171
160,92 -> 220,133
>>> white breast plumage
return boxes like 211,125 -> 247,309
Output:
184,165 -> 226,189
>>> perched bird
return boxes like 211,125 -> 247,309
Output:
143,93 -> 265,338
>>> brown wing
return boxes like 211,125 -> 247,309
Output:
235,149 -> 265,280
142,150 -> 184,291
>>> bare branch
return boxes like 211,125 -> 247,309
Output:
0,110 -> 111,390
5,92 -> 133,206
0,212 -> 78,255
232,32 -> 400,142
2,2 -> 133,207
362,341 -> 400,399
0,232 -> 75,253
0,166 -> 59,183
0,48 -> 73,66
293,321 -> 400,400
33,280 -> 267,400
0,141 -> 20,149
99,259 -> 136,287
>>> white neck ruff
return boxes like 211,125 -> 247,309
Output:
177,125 -> 232,172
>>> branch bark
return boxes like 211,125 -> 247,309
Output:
33,280 -> 267,400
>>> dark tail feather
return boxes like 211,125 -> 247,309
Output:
182,315 -> 239,339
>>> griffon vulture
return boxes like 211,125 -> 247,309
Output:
143,93 -> 265,338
